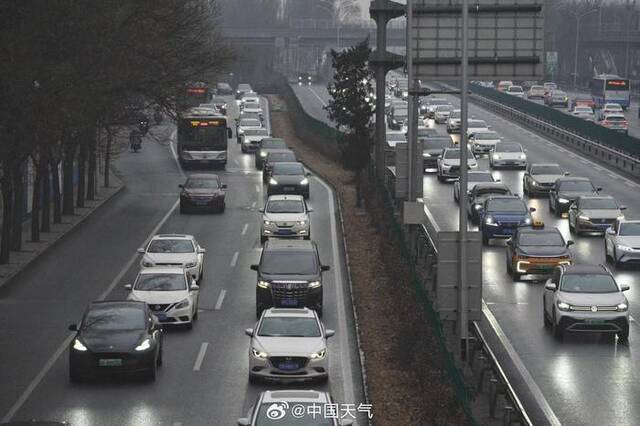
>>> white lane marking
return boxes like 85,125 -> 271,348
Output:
193,342 -> 209,371
1,198 -> 181,423
314,177 -> 356,406
625,180 -> 636,187
255,184 -> 260,193
308,86 -> 328,107
483,302 -> 561,426
215,290 -> 227,310
241,223 -> 248,235
251,201 -> 256,209
230,251 -> 239,267
579,159 -> 589,164
630,315 -> 636,323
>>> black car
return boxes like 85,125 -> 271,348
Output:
467,183 -> 513,223
263,150 -> 297,183
68,301 -> 163,381
179,174 -> 227,213
297,72 -> 313,85
216,82 -> 233,95
388,105 -> 408,130
422,135 -> 454,171
267,162 -> 311,198
549,177 -> 601,217
251,240 -> 330,318
255,138 -> 287,170
522,163 -> 568,197
236,83 -> 252,99
453,170 -> 495,202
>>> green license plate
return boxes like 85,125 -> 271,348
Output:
99,359 -> 122,367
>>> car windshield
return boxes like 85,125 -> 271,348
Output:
496,143 -> 523,153
574,107 -> 592,114
620,223 -> 640,236
147,239 -> 194,253
560,274 -> 619,293
435,105 -> 452,112
486,199 -> 527,213
477,188 -> 509,196
266,200 -> 305,214
605,104 -> 622,111
240,119 -> 261,127
469,120 -> 487,128
605,116 -> 626,122
260,252 -> 318,275
134,274 -> 187,291
531,165 -> 562,175
417,128 -> 438,137
262,140 -> 287,149
273,163 -> 304,175
580,198 -> 618,209
473,132 -> 499,140
444,149 -> 474,160
395,108 -> 408,116
429,99 -> 449,106
422,138 -> 451,149
519,232 -> 565,246
185,177 -> 219,189
469,173 -> 494,182
238,84 -> 252,91
83,306 -> 146,331
255,403 -> 334,425
268,153 -> 296,163
244,103 -> 261,109
508,86 -> 523,92
258,317 -> 321,337
558,181 -> 594,192
450,111 -> 461,119
244,129 -> 269,136
387,133 -> 406,142
531,86 -> 544,91
553,91 -> 567,97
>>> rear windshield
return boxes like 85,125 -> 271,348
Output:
508,86 -> 523,92
260,252 -> 318,275
387,133 -> 406,142
268,152 -> 296,162
477,187 -> 509,196
240,119 -> 261,127
560,274 -> 618,293
244,103 -> 261,109
468,173 -> 494,182
473,132 -> 499,140
468,120 -> 487,128
423,138 -> 451,149
435,105 -> 453,112
243,129 -> 269,136
605,116 -> 626,122
429,99 -> 449,106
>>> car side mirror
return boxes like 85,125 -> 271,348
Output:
306,172 -> 312,176
524,148 -> 528,152
238,419 -> 250,426
596,187 -> 603,192
250,264 -> 259,271
178,184 -> 184,188
307,208 -> 314,213
258,208 -> 264,213
68,324 -> 78,331
325,329 -> 335,338
529,207 -> 536,212
566,240 -> 575,247
606,228 -> 616,235
244,328 -> 254,337
466,190 -> 471,197
544,281 -> 557,291
621,284 -> 630,292
569,205 -> 577,210
221,184 -> 228,189
620,206 -> 627,210
321,265 -> 331,271
124,284 -> 132,290
190,283 -> 200,291
198,248 -> 207,253
137,248 -> 145,254
564,172 -> 570,176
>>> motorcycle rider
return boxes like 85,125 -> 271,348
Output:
138,114 -> 149,136
129,129 -> 142,152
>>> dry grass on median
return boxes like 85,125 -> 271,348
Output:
267,95 -> 466,425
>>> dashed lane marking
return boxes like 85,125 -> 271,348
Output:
230,251 -> 239,267
241,224 -> 248,235
193,342 -> 209,371
215,290 -> 226,310
255,184 -> 260,193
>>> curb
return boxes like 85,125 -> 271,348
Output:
0,170 -> 125,291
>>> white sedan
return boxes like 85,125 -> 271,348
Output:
126,267 -> 200,329
138,234 -> 206,283
489,141 -> 527,169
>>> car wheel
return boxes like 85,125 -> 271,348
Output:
511,268 -> 521,281
618,326 -> 629,343
523,182 -> 528,196
569,218 -> 575,233
260,235 -> 268,244
437,174 -> 444,182
193,306 -> 199,321
304,235 -> 311,240
219,202 -> 226,213
552,314 -> 564,340
69,365 -> 83,383
185,320 -> 193,330
543,300 -> 551,328
454,189 -> 458,202
604,240 -> 612,262
316,374 -> 329,384
199,266 -> 204,281
613,248 -> 623,269
316,304 -> 323,317
248,374 -> 259,384
548,199 -> 554,213
157,346 -> 163,366
482,231 -> 489,245
554,202 -> 561,217
180,203 -> 186,214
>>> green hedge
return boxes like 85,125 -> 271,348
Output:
470,84 -> 640,157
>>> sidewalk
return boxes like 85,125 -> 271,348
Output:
0,170 -> 124,289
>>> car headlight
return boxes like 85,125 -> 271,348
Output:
557,301 -> 571,311
493,154 -> 501,160
260,151 -> 267,157
251,348 -> 268,359
269,178 -> 278,185
578,215 -> 590,221
617,244 -> 633,251
617,303 -> 628,312
135,338 -> 152,351
617,215 -> 625,221
524,218 -> 532,225
531,181 -> 538,186
185,261 -> 197,268
519,154 -> 527,160
73,339 -> 88,351
142,260 -> 154,267
441,163 -> 451,170
263,220 -> 271,226
238,130 -> 244,135
474,204 -> 482,210
485,216 -> 495,225
175,298 -> 190,309
558,198 -> 569,204
310,349 -> 326,359
300,178 -> 309,185
308,281 -> 321,288
298,221 -> 307,225
257,280 -> 270,289
423,152 -> 431,158
469,163 -> 478,168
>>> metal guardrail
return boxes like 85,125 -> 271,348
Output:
469,322 -> 533,426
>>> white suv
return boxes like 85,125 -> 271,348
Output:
260,195 -> 311,243
138,234 -> 206,283
245,308 -> 334,383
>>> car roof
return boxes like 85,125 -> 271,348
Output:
264,239 -> 316,252
138,267 -> 186,275
260,390 -> 331,404
561,264 -> 609,275
187,173 -> 219,179
151,234 -> 194,240
263,307 -> 316,318
473,182 -> 509,190
267,194 -> 304,202
486,195 -> 521,201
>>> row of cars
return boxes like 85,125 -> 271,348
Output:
407,89 -> 638,343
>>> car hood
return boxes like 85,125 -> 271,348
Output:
494,152 -> 525,160
557,191 -> 595,200
253,336 -> 326,356
271,175 -> 305,185
260,272 -> 320,282
531,175 -> 562,184
143,253 -> 196,264
79,329 -> 147,352
264,212 -> 308,222
473,139 -> 500,145
486,212 -> 530,221
129,290 -> 189,304
244,135 -> 269,143
517,245 -> 569,257
442,158 -> 478,167
580,209 -> 622,219
616,236 -> 640,247
558,291 -> 626,307
423,148 -> 444,156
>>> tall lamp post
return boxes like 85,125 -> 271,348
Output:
625,0 -> 637,79
564,8 -> 599,90
315,1 -> 345,50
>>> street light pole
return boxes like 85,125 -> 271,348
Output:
567,8 -> 599,90
625,0 -> 636,79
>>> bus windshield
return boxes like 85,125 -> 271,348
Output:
178,119 -> 227,151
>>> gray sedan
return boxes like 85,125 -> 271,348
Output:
605,219 -> 640,267
568,195 -> 625,235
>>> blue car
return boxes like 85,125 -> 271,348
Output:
479,195 -> 536,244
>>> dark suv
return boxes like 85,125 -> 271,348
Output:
251,240 -> 330,318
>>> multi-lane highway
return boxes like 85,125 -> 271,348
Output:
0,95 -> 364,424
293,82 -> 640,425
